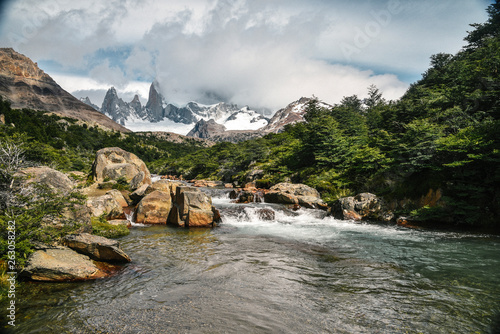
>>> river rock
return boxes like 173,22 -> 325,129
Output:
129,183 -> 149,204
169,186 -> 217,227
91,147 -> 152,190
63,233 -> 131,262
331,193 -> 394,222
12,166 -> 74,194
192,180 -> 224,188
87,193 -> 125,220
264,183 -> 325,209
257,208 -> 275,220
145,179 -> 173,195
21,247 -> 102,281
136,190 -> 172,224
106,189 -> 129,208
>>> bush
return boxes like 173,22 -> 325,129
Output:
91,216 -> 130,238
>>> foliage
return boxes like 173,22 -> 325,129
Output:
0,2 -> 499,230
0,188 -> 88,268
91,216 -> 130,239
159,4 -> 500,228
112,176 -> 130,191
0,98 -> 204,173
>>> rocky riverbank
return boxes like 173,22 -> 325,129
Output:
14,147 -> 222,282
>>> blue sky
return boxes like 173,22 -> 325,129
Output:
0,0 -> 492,111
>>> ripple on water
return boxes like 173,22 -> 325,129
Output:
7,202 -> 500,334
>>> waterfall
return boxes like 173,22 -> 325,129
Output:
151,174 -> 162,182
124,207 -> 147,227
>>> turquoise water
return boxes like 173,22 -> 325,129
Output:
6,195 -> 500,333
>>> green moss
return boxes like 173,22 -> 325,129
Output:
91,216 -> 130,238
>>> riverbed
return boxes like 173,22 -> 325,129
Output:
7,191 -> 500,333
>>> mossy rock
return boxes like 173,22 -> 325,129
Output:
91,217 -> 130,238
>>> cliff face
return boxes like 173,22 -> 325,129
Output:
0,48 -> 130,132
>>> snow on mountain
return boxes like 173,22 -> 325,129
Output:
123,114 -> 195,135
224,106 -> 268,130
261,97 -> 332,133
80,97 -> 100,111
95,81 -> 270,134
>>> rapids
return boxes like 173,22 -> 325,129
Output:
6,188 -> 500,333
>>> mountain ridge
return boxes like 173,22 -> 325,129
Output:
0,48 -> 130,132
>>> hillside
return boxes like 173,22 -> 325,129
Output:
160,6 -> 500,229
0,48 -> 130,132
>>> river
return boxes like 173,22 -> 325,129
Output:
7,189 -> 500,333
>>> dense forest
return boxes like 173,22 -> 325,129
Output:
161,2 -> 500,228
1,2 -> 499,230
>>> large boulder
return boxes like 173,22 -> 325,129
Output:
21,247 -> 102,281
331,193 -> 394,222
144,179 -> 173,195
86,193 -> 125,220
63,233 -> 131,262
91,147 -> 151,190
12,166 -> 74,194
264,183 -> 325,209
106,189 -> 129,208
129,183 -> 149,205
135,190 -> 172,224
169,186 -> 218,227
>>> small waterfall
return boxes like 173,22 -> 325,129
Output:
151,174 -> 162,182
124,208 -> 135,224
253,190 -> 264,203
124,207 -> 147,227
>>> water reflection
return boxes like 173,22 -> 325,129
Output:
5,198 -> 500,334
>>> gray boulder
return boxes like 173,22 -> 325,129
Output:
264,182 -> 325,209
12,166 -> 74,194
169,186 -> 217,227
63,233 -> 131,262
331,193 -> 394,222
86,193 -> 125,220
136,190 -> 172,224
21,247 -> 102,281
91,147 -> 151,190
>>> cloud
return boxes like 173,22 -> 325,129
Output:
135,0 -> 409,109
51,73 -> 150,106
0,0 -> 490,110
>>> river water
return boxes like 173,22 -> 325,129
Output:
7,189 -> 500,333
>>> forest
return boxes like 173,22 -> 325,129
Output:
1,2 -> 499,229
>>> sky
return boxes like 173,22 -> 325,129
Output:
0,0 -> 492,112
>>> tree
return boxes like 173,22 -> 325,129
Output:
465,0 -> 500,48
364,85 -> 385,110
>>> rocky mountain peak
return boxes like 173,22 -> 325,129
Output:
131,94 -> 140,103
101,87 -> 137,125
187,119 -> 227,139
130,94 -> 142,114
0,48 -> 129,132
145,81 -> 165,121
80,97 -> 100,111
261,97 -> 331,133
0,48 -> 53,83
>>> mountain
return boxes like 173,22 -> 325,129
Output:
261,97 -> 333,133
187,119 -> 226,139
100,87 -> 145,125
185,97 -> 332,142
96,81 -> 270,136
0,48 -> 130,132
80,97 -> 100,111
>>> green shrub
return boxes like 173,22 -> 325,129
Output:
91,216 -> 130,238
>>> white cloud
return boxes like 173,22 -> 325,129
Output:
51,73 -> 150,105
0,0 -> 490,111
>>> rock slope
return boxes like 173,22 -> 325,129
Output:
0,48 -> 130,132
